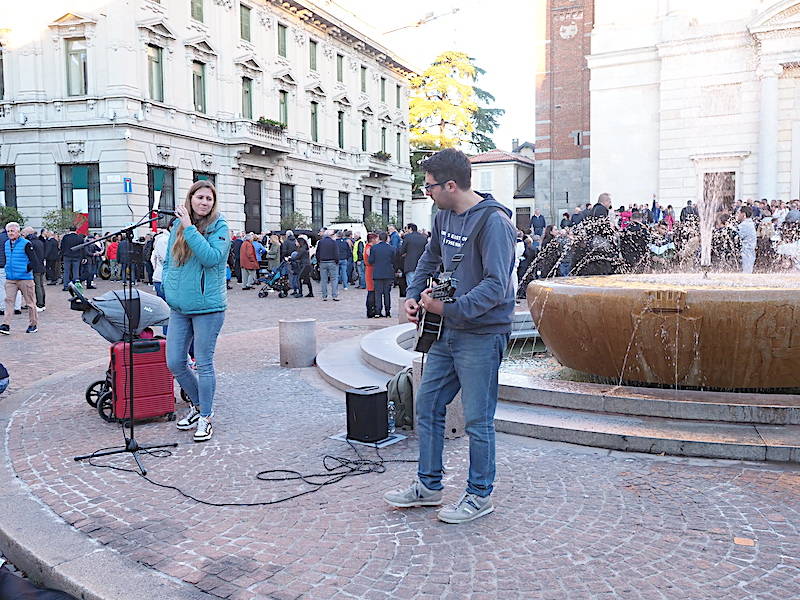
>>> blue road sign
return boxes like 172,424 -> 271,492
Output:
123,177 -> 132,193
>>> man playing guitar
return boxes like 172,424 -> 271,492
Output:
383,148 -> 516,524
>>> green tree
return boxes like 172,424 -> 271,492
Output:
409,51 -> 504,152
42,208 -> 85,233
0,206 -> 25,228
279,211 -> 309,231
363,212 -> 385,233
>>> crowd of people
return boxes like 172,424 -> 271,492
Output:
515,194 -> 800,296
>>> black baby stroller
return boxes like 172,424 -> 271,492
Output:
257,261 -> 291,298
68,284 -> 180,423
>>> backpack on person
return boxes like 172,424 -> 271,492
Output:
386,367 -> 414,429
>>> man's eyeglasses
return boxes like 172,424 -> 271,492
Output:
423,180 -> 450,192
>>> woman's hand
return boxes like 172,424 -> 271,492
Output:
175,205 -> 192,229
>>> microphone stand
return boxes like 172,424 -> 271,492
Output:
73,213 -> 177,475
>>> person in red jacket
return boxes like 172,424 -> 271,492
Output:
106,237 -> 120,280
239,233 -> 259,290
363,233 -> 378,317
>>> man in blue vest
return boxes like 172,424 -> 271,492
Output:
1,222 -> 38,334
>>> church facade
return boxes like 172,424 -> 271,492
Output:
589,0 -> 800,211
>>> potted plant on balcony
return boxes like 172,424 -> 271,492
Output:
256,117 -> 287,134
371,150 -> 392,161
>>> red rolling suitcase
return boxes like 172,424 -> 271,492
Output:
108,339 -> 176,422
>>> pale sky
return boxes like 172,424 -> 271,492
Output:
319,0 -> 537,152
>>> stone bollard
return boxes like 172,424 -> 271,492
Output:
412,356 -> 465,439
279,319 -> 316,368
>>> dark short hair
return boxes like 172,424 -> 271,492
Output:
741,205 -> 753,218
420,148 -> 471,190
406,222 -> 418,232
69,226 -> 77,231
378,231 -> 388,242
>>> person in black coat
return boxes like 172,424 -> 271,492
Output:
43,231 -> 60,284
367,231 -> 396,318
59,227 -> 84,291
23,227 -> 46,309
293,236 -> 313,297
398,223 -> 428,289
231,235 -> 244,282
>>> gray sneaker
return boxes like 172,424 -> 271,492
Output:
384,480 -> 443,508
437,492 -> 494,524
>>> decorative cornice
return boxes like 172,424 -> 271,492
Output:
689,150 -> 751,163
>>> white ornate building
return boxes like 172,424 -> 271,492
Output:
589,0 -> 800,210
0,0 -> 414,233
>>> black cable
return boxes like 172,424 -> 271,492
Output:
84,438 -> 417,507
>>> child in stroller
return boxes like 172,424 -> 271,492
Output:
256,261 -> 291,298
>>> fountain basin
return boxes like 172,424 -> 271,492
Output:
527,274 -> 800,390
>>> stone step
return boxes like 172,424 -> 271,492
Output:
500,374 -> 800,425
316,336 -> 391,392
494,401 -> 800,463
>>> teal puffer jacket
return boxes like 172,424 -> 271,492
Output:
163,215 -> 231,315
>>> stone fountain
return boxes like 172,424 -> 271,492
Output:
528,273 -> 800,390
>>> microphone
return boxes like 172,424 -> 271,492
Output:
155,209 -> 178,217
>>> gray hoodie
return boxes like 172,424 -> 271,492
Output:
408,193 -> 516,334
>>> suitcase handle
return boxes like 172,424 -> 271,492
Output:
132,340 -> 162,354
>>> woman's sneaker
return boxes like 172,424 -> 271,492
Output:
194,417 -> 213,442
176,404 -> 200,430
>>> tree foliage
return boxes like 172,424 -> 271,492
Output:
0,206 -> 25,228
363,212 -> 386,233
42,209 -> 85,233
409,51 -> 504,153
279,211 -> 309,231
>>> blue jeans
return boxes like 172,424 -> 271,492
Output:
166,310 -> 225,418
63,257 -> 81,289
357,261 -> 366,288
319,261 -> 338,299
338,259 -> 349,289
416,328 -> 509,497
153,282 -> 168,336
405,271 -> 415,288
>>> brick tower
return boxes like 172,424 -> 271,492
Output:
534,0 -> 593,223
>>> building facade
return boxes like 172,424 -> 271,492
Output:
534,0 -> 593,223
470,144 -> 536,232
0,0 -> 413,233
589,0 -> 800,210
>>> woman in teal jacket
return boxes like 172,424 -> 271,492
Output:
163,180 -> 230,442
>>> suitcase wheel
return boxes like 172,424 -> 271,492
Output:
97,391 -> 114,422
167,412 -> 176,421
258,291 -> 267,298
86,380 -> 110,408
278,290 -> 288,298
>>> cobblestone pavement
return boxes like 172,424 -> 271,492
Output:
2,278 -> 800,599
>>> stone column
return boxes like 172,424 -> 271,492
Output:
758,66 -> 780,201
279,319 -> 316,367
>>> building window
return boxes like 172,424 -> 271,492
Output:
148,166 -> 175,228
338,191 -> 349,218
362,195 -> 372,218
280,183 -> 294,220
192,61 -> 205,113
242,76 -> 253,119
381,197 -> 390,224
0,167 -> 16,208
380,77 -> 386,102
0,44 -> 5,100
396,132 -> 401,164
279,90 -> 288,125
66,38 -> 88,96
278,23 -> 287,57
396,84 -> 401,109
337,111 -> 345,149
336,53 -> 343,82
360,66 -> 366,92
310,101 -> 318,142
396,200 -> 404,228
61,164 -> 101,228
381,127 -> 387,152
361,119 -> 367,151
193,171 -> 216,185
311,187 -> 324,231
191,0 -> 203,22
240,4 -> 251,41
480,171 -> 492,191
309,40 -> 317,71
147,45 -> 164,102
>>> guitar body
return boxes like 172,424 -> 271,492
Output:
414,278 -> 456,353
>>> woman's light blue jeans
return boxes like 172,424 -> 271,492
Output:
166,309 -> 225,418
415,328 -> 509,497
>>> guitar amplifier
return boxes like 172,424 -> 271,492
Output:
345,386 -> 388,443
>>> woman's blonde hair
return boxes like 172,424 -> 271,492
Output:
171,180 -> 219,266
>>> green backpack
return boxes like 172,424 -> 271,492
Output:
387,367 -> 414,429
